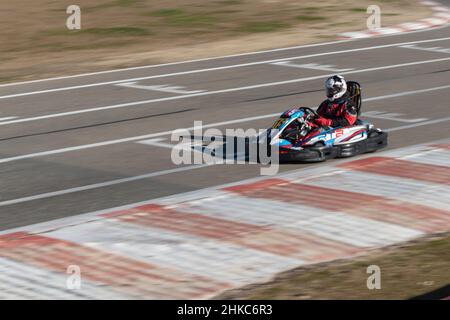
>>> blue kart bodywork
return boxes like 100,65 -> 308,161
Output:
263,107 -> 388,163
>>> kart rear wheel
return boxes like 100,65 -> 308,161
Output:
313,142 -> 325,147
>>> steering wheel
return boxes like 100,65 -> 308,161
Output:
301,107 -> 319,120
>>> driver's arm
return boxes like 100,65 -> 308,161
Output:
316,101 -> 357,127
331,101 -> 357,127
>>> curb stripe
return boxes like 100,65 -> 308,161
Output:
0,257 -> 130,299
300,170 -> 450,211
0,232 -> 229,299
104,203 -> 271,239
0,139 -> 448,299
46,219 -> 305,285
339,157 -> 450,185
224,180 -> 449,233
104,204 -> 360,260
431,143 -> 450,150
401,150 -> 450,168
186,192 -> 422,247
339,1 -> 450,40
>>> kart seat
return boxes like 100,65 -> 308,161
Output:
346,81 -> 362,117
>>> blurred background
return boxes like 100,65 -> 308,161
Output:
1,0 -> 431,82
0,0 -> 448,300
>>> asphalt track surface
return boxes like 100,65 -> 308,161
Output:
0,23 -> 449,230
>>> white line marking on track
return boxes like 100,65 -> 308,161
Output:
0,117 -> 17,121
2,138 -> 449,236
1,37 -> 450,99
0,84 -> 448,164
272,61 -> 354,72
1,25 -> 449,89
362,111 -> 428,123
0,39 -> 353,89
400,44 -> 450,54
116,82 -> 205,94
138,138 -> 205,151
363,84 -> 450,101
1,120 -> 449,207
138,138 -> 248,163
0,113 -> 280,164
0,164 -> 212,207
385,116 -> 450,132
138,138 -> 208,154
137,137 -> 173,146
0,57 -> 449,126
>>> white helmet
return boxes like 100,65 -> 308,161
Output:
325,75 -> 347,101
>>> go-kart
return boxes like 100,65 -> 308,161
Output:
259,81 -> 388,163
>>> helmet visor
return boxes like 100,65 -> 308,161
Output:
326,86 -> 340,98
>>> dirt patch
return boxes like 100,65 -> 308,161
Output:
215,233 -> 450,300
0,0 -> 432,83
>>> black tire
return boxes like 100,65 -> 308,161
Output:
313,141 -> 325,147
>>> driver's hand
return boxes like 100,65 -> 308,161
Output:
316,117 -> 333,126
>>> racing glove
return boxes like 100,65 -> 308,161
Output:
315,116 -> 333,127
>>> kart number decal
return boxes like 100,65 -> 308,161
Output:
272,118 -> 287,129
335,129 -> 344,138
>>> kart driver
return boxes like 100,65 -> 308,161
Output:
313,75 -> 358,128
